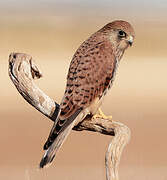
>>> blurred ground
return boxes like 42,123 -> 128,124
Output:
0,1 -> 167,179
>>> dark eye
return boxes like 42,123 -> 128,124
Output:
118,30 -> 126,38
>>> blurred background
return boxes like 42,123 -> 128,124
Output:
0,0 -> 167,179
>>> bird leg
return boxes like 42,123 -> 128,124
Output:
92,108 -> 112,121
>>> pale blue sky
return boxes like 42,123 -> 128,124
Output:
0,0 -> 166,22
0,0 -> 166,13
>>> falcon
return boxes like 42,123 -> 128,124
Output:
40,20 -> 135,168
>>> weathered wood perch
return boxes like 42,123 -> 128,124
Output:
8,52 -> 131,180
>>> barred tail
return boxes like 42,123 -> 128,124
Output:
39,109 -> 82,168
39,122 -> 74,168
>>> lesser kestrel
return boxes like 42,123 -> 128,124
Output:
40,20 -> 135,168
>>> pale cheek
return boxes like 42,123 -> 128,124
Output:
119,41 -> 128,50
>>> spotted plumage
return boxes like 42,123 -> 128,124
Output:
40,20 -> 135,168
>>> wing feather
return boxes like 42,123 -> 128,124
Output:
60,39 -> 116,120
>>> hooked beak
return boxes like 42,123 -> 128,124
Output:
128,36 -> 133,46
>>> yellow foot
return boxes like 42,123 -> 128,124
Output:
92,108 -> 112,120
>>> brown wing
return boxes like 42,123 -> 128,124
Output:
59,39 -> 116,120
43,37 -> 117,151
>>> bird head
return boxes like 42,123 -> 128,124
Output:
100,20 -> 135,51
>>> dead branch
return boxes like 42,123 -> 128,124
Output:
8,52 -> 131,180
